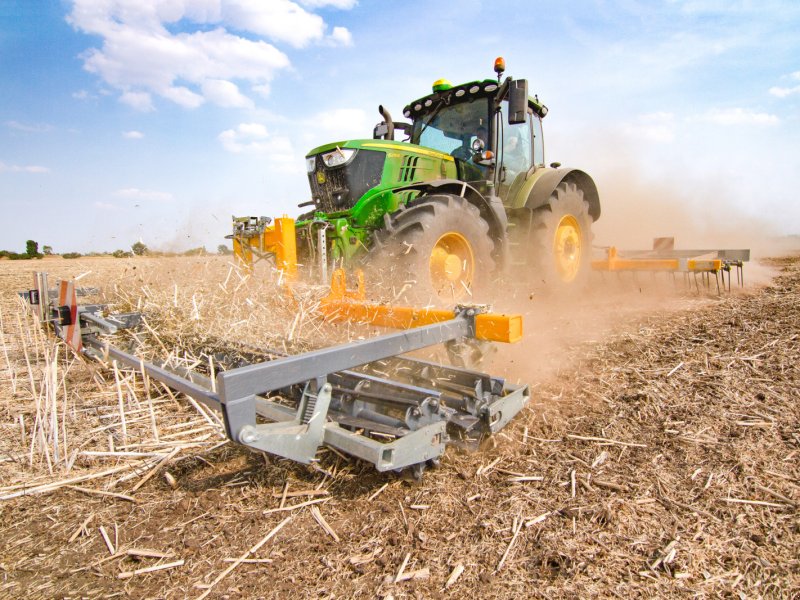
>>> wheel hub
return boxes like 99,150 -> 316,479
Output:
553,215 -> 583,282
429,232 -> 475,293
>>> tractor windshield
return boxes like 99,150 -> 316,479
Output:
411,98 -> 490,159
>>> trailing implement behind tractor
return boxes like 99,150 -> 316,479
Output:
231,57 -> 600,300
21,272 -> 528,479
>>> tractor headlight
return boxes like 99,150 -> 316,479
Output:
321,148 -> 356,168
306,156 -> 316,173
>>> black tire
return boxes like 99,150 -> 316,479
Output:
365,194 -> 495,304
512,181 -> 593,293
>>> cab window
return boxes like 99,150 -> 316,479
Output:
501,118 -> 532,182
412,98 -> 490,158
532,115 -> 544,166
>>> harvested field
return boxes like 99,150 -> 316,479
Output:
0,254 -> 798,599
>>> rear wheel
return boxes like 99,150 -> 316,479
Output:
366,194 -> 495,304
512,181 -> 593,292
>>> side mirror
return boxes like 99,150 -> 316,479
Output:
508,79 -> 528,125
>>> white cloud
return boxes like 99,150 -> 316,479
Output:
623,112 -> 676,143
218,122 -> 294,162
162,86 -> 205,108
93,201 -> 119,211
221,0 -> 325,48
769,71 -> 800,98
202,79 -> 254,108
238,123 -> 269,136
327,26 -> 353,47
312,108 -> 370,138
67,0 -> 354,110
699,107 -> 779,125
769,85 -> 800,98
619,106 -> 779,145
299,0 -> 358,8
5,121 -> 52,133
252,83 -> 271,98
114,187 -> 174,201
0,161 -> 50,173
218,122 -> 269,153
120,91 -> 155,112
122,130 -> 144,139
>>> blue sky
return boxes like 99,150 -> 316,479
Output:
1,0 -> 798,254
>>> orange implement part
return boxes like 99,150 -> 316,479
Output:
320,269 -> 522,344
232,236 -> 253,268
234,216 -> 298,279
262,217 -> 297,277
592,247 -> 722,273
57,280 -> 82,352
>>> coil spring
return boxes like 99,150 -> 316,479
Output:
301,394 -> 317,424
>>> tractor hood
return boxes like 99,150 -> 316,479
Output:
304,139 -> 454,214
305,138 -> 452,161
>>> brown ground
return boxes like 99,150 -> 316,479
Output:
0,254 -> 798,599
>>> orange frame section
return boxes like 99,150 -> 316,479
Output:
592,247 -> 722,273
319,269 -> 523,344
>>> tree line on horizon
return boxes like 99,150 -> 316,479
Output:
0,240 -> 233,260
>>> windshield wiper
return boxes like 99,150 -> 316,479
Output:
417,98 -> 446,140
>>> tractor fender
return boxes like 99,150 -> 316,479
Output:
520,168 -> 601,221
394,179 -> 508,248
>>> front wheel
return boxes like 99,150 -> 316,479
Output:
366,194 -> 495,304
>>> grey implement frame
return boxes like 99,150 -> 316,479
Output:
27,273 -> 530,475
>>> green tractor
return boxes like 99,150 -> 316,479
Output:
232,58 -> 600,301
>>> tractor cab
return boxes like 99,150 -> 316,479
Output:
397,58 -> 548,203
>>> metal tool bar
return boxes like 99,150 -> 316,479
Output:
614,248 -> 750,261
217,315 -> 472,402
329,383 -> 427,407
384,355 -> 503,395
337,369 -> 475,414
330,370 -> 443,403
323,421 -> 447,473
82,336 -> 222,413
331,413 -> 409,437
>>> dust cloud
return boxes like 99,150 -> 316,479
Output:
591,167 -> 795,259
480,166 -> 798,388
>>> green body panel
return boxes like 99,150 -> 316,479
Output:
298,138 -> 459,265
507,167 -> 553,210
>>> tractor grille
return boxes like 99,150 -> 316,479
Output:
307,149 -> 385,213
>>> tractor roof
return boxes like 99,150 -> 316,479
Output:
403,78 -> 548,121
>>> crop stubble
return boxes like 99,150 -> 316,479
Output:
0,254 -> 797,598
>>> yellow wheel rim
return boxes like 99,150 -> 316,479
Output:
429,232 -> 475,295
553,215 -> 583,282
